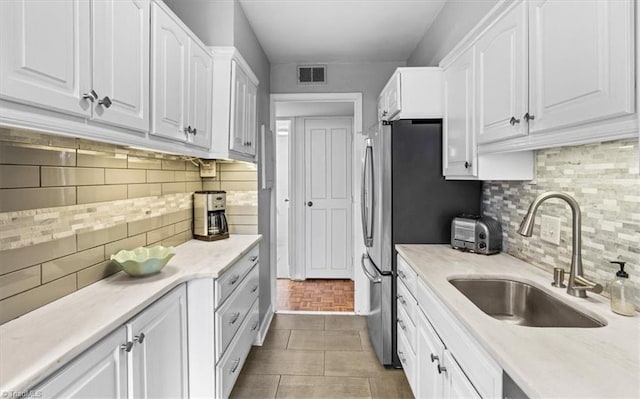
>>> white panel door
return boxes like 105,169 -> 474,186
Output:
151,2 -> 188,142
0,0 -> 91,117
528,0 -> 635,134
130,285 -> 188,399
443,350 -> 481,399
230,61 -> 248,153
187,39 -> 212,148
92,0 -> 150,131
417,310 -> 445,399
36,327 -> 128,399
244,81 -> 258,156
443,46 -> 476,177
476,1 -> 528,144
304,118 -> 353,279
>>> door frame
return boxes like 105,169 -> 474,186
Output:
269,92 -> 366,315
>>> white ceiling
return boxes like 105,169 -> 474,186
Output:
276,101 -> 354,117
238,0 -> 447,63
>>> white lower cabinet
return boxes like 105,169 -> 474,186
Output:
35,327 -> 128,398
397,255 -> 502,399
35,285 -> 187,399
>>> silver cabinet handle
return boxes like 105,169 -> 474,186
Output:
98,96 -> 112,108
120,341 -> 133,352
192,128 -> 197,135
524,112 -> 535,122
398,318 -> 406,330
398,270 -> 407,279
382,110 -> 388,117
430,354 -> 439,363
509,116 -> 520,126
134,332 -> 145,344
83,89 -> 98,102
464,161 -> 472,169
397,294 -> 406,305
230,358 -> 241,374
250,285 -> 258,293
398,350 -> 406,363
229,275 -> 240,285
437,364 -> 447,374
249,255 -> 258,262
229,312 -> 241,324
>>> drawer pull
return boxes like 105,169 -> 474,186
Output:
397,294 -> 406,305
437,364 -> 447,374
120,341 -> 133,352
430,353 -> 439,363
398,318 -> 407,331
398,351 -> 406,364
249,255 -> 258,262
398,270 -> 407,279
250,285 -> 258,293
230,358 -> 241,374
134,332 -> 145,344
229,275 -> 240,285
251,320 -> 259,331
230,312 -> 241,325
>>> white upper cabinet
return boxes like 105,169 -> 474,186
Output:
378,67 -> 442,122
528,0 -> 635,134
92,0 -> 150,131
0,0 -> 91,118
476,1 -> 528,144
187,40 -> 213,148
443,47 -> 476,178
385,72 -> 402,120
211,47 -> 260,162
151,2 -> 189,142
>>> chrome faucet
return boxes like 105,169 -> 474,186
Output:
518,191 -> 603,298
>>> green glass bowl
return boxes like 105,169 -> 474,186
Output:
110,246 -> 175,277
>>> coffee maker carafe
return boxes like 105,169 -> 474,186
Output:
193,191 -> 230,241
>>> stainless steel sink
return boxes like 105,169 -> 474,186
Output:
449,278 -> 606,328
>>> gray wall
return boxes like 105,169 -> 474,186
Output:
164,0 -> 274,325
406,0 -> 498,66
271,61 -> 405,129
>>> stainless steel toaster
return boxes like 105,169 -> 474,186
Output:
451,215 -> 502,255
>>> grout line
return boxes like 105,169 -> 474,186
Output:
273,374 -> 282,399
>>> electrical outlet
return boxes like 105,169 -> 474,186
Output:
199,160 -> 217,178
540,215 -> 561,245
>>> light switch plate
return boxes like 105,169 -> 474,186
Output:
540,215 -> 561,245
199,160 -> 217,178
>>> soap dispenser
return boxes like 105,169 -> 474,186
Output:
610,261 -> 635,316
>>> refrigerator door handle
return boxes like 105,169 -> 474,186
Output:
361,140 -> 374,247
361,253 -> 381,283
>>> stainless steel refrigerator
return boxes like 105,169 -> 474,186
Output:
360,119 -> 481,366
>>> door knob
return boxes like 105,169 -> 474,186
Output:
83,89 -> 98,102
98,96 -> 112,108
134,332 -> 145,344
524,112 -> 535,122
464,161 -> 471,169
284,198 -> 290,202
509,116 -> 520,126
307,201 -> 313,207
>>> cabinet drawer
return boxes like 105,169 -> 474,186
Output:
396,278 -> 417,324
397,323 -> 416,397
396,303 -> 416,354
215,245 -> 259,308
417,278 -> 501,398
397,256 -> 418,296
216,299 -> 259,399
215,264 -> 259,362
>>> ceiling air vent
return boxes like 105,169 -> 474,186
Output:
297,65 -> 326,85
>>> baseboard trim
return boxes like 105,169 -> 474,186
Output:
254,304 -> 274,346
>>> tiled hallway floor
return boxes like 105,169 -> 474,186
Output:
277,279 -> 354,312
230,314 -> 413,399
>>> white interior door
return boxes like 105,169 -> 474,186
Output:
304,118 -> 353,279
276,120 -> 291,279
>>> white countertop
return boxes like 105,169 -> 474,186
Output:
396,244 -> 640,399
0,235 -> 262,394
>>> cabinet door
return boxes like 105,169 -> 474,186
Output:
443,46 -> 476,177
443,350 -> 481,399
36,327 -> 128,399
130,285 -> 188,399
229,61 -> 248,153
386,72 -> 402,120
244,81 -> 258,156
92,0 -> 150,131
529,0 -> 635,134
417,310 -> 445,399
0,0 -> 91,117
151,3 -> 188,142
187,39 -> 213,149
476,1 -> 528,144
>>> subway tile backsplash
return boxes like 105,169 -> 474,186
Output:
482,138 -> 640,308
0,128 -> 257,324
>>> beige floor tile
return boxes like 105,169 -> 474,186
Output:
359,330 -> 374,352
276,375 -> 372,399
242,348 -> 324,376
369,373 -> 414,399
261,329 -> 291,350
324,350 -> 388,377
230,374 -> 280,399
325,315 -> 367,331
288,330 -> 362,351
271,313 -> 325,330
